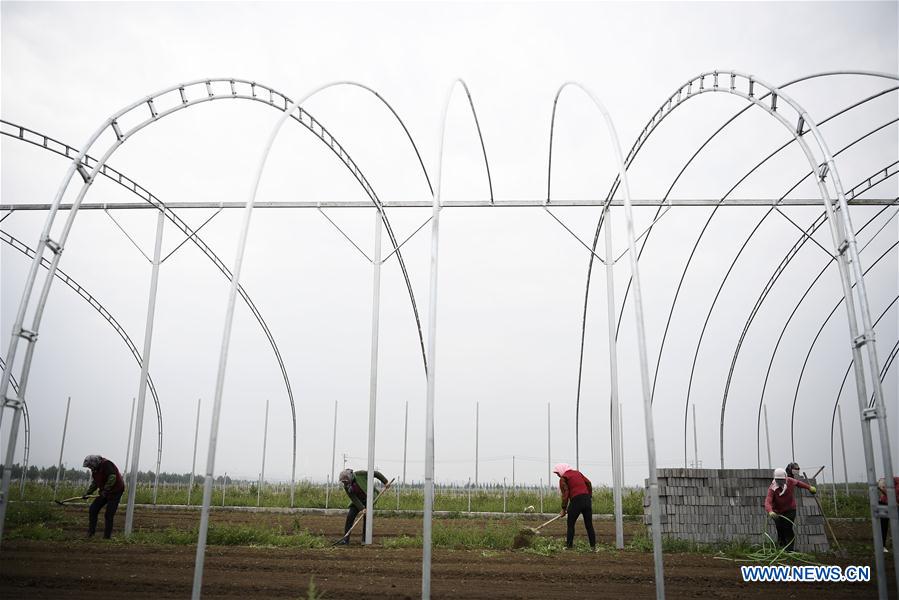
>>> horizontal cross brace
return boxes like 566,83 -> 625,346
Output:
1,197 -> 895,210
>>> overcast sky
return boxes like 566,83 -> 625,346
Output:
1,1 -> 897,489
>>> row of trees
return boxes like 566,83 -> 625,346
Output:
5,463 -> 209,485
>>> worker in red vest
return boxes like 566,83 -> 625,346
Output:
553,463 -> 596,550
81,455 -> 125,538
878,476 -> 899,552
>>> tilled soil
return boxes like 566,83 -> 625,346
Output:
0,506 -> 889,599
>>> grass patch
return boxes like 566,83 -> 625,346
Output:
113,524 -> 328,548
5,503 -> 61,527
382,535 -> 422,548
5,522 -> 67,541
432,522 -> 515,549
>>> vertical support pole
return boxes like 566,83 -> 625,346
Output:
619,403 -> 624,486
546,402 -> 551,487
837,404 -> 849,496
402,400 -> 408,486
693,404 -> 699,469
258,399 -> 269,507
764,404 -> 772,470
512,456 -> 515,488
327,400 -> 337,510
503,477 -> 507,513
365,209 -> 383,546
467,477 -> 471,513
187,399 -> 200,506
832,470 -> 839,516
53,396 -> 71,500
123,397 -> 136,483
124,208 -> 165,535
604,209 -> 624,549
422,166 -> 442,600
475,402 -> 479,486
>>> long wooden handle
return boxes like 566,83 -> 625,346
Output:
803,471 -> 840,548
534,513 -> 564,531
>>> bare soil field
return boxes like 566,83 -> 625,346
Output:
0,506 -> 891,599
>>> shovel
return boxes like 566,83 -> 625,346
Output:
332,477 -> 395,545
55,495 -> 97,506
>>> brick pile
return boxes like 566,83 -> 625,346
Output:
643,468 -> 828,552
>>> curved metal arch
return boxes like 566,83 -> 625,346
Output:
564,69 -> 896,471
757,204 -> 894,464
0,357 -> 29,498
0,78 -> 439,511
561,71 -> 896,464
543,80 -> 665,594
0,229 -> 164,487
756,175 -> 899,465
653,92 -> 897,467
828,296 -> 899,491
713,121 -> 899,459
787,240 -> 899,457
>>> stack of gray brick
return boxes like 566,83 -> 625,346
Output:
643,468 -> 829,552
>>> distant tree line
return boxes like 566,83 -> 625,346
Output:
6,463 -> 208,485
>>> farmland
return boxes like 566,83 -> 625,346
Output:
0,499 -> 892,599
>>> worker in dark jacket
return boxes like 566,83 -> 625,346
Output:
553,463 -> 596,550
81,455 -> 125,538
765,467 -> 815,551
878,476 -> 899,551
785,462 -> 801,479
335,468 -> 388,544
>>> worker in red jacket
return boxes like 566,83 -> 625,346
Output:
765,467 -> 816,551
81,455 -> 125,538
877,476 -> 899,551
553,463 -> 596,550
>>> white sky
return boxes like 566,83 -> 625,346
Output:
1,1 -> 897,488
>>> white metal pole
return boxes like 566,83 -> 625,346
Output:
422,86 -> 450,600
837,404 -> 850,496
764,404 -> 772,470
546,402 -> 551,487
475,402 -> 479,486
365,209 -> 383,546
327,400 -> 338,509
693,404 -> 699,469
604,208 -> 624,549
258,399 -> 269,507
619,403 -> 624,486
123,397 -> 135,483
402,400 -> 408,485
188,398 -> 200,506
467,477 -> 471,513
124,208 -> 165,534
53,396 -> 71,500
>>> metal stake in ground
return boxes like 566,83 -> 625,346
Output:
53,396 -> 71,500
